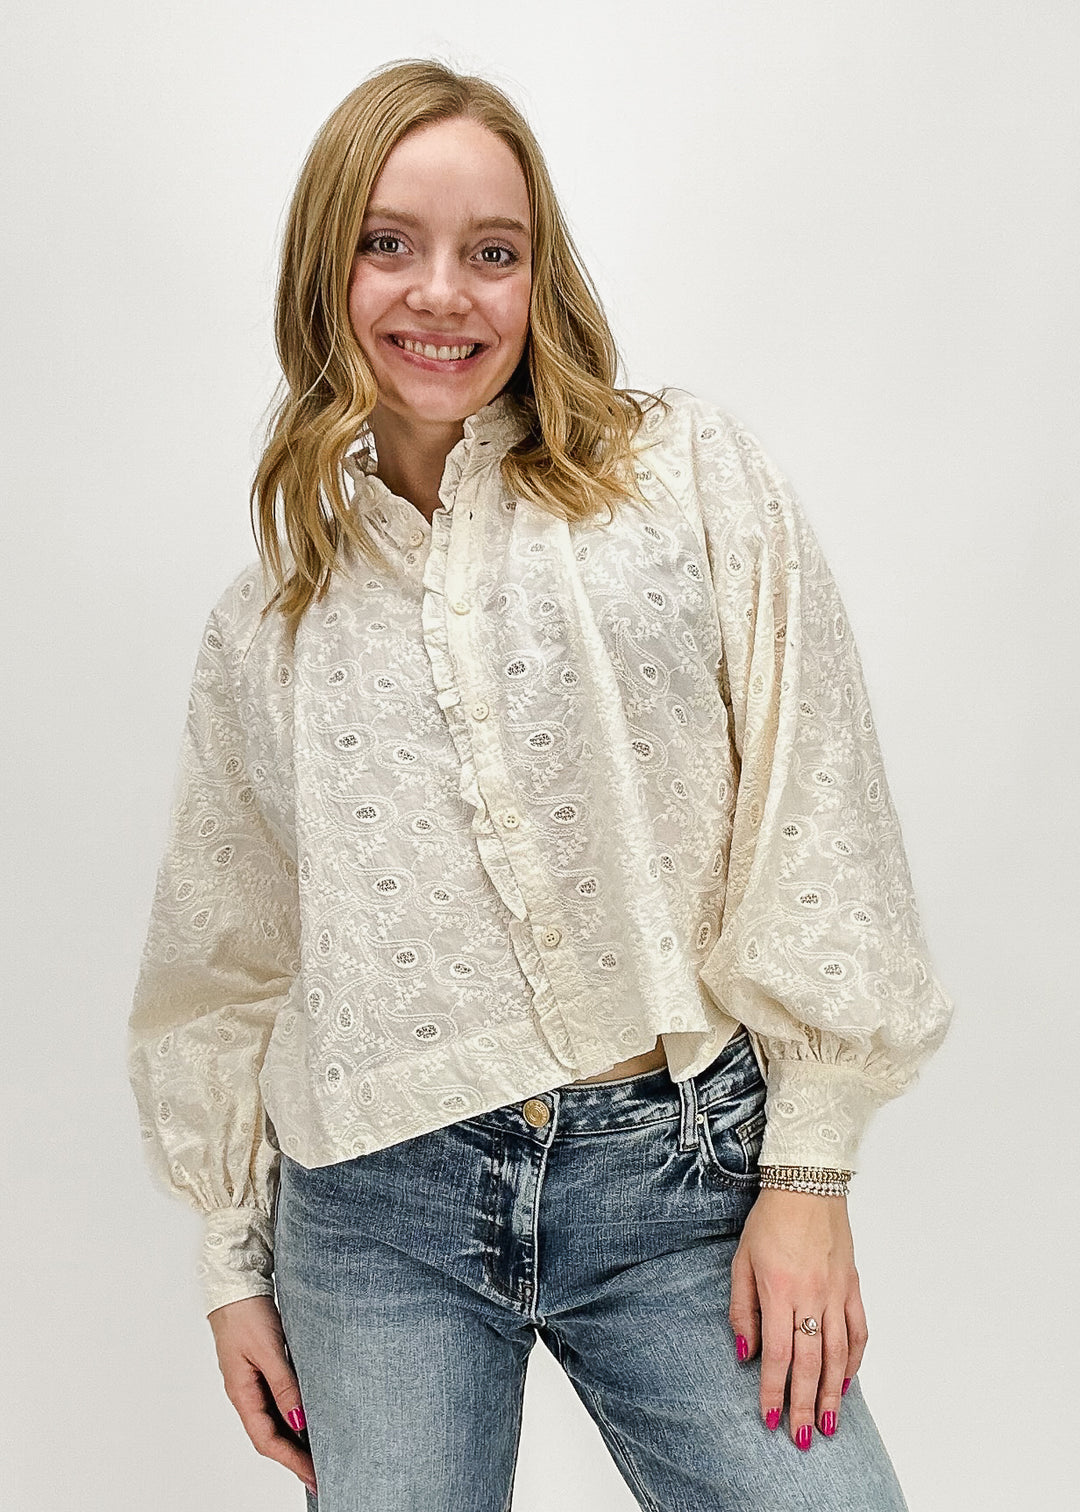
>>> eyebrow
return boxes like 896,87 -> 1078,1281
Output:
363,206 -> 530,236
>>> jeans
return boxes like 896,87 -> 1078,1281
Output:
273,1026 -> 909,1511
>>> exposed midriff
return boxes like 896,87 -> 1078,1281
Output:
566,1035 -> 668,1085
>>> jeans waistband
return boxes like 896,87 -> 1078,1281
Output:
464,1025 -> 762,1144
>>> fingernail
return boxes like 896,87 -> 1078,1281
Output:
841,1377 -> 851,1396
287,1407 -> 307,1431
735,1334 -> 749,1362
821,1410 -> 836,1436
765,1408 -> 781,1431
796,1424 -> 813,1451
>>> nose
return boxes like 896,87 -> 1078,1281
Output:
405,250 -> 472,318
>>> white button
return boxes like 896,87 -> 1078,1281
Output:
472,701 -> 490,720
541,926 -> 562,948
409,530 -> 424,548
451,599 -> 471,615
502,810 -> 520,829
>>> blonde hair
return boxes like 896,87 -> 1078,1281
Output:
251,57 -> 668,640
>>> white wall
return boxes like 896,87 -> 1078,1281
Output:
3,2 -> 1076,1507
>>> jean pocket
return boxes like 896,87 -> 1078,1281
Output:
698,1085 -> 767,1189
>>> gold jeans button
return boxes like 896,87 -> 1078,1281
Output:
521,1097 -> 551,1128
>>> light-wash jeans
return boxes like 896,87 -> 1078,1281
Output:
273,1026 -> 908,1511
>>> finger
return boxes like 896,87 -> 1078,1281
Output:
258,1349 -> 317,1493
260,1349 -> 308,1440
225,1361 -> 318,1491
788,1309 -> 824,1450
728,1243 -> 761,1363
844,1288 -> 870,1388
758,1297 -> 793,1433
815,1303 -> 849,1438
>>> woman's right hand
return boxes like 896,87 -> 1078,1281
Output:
207,1295 -> 318,1498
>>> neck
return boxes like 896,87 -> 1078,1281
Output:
367,403 -> 466,523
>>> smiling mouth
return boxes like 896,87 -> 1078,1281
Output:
387,335 -> 484,362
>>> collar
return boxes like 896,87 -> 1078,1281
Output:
343,390 -> 531,507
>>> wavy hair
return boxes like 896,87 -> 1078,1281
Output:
251,57 -> 669,641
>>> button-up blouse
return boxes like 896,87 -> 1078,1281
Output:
126,386 -> 954,1314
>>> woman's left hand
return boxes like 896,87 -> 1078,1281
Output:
728,1186 -> 868,1450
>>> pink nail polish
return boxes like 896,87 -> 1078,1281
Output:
735,1334 -> 749,1362
765,1408 -> 781,1431
841,1377 -> 851,1396
287,1407 -> 307,1432
821,1410 -> 836,1436
796,1424 -> 813,1451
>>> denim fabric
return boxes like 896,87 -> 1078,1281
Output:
273,1027 -> 908,1511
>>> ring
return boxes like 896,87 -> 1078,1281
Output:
798,1316 -> 819,1336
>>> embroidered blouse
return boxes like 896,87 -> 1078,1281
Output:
126,386 -> 954,1315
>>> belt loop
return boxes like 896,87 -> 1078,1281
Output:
676,1072 -> 700,1152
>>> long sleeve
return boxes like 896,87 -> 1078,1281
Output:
688,406 -> 954,1171
127,588 -> 300,1314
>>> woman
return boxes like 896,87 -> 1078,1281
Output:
127,58 -> 954,1511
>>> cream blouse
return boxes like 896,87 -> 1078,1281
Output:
127,386 -> 954,1314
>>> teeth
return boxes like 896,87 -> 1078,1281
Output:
393,336 -> 479,361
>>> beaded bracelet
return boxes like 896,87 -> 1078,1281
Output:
757,1164 -> 852,1198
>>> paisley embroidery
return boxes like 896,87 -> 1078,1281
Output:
128,388 -> 953,1313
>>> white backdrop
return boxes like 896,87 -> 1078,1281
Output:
3,2 -> 1077,1508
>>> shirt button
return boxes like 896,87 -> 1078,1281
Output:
451,598 -> 471,615
541,926 -> 562,948
472,701 -> 490,720
502,810 -> 520,829
522,1098 -> 551,1128
409,530 -> 424,548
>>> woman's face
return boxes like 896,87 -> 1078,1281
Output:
348,116 -> 533,433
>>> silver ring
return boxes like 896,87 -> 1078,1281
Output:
798,1316 -> 819,1337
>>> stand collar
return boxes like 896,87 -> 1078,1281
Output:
343,390 -> 531,502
